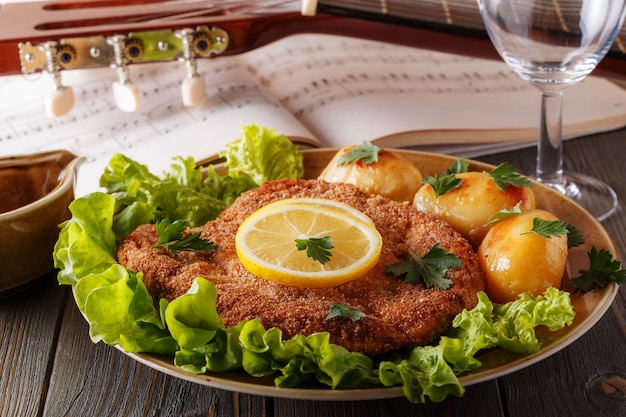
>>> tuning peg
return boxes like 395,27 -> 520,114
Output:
176,28 -> 207,106
45,85 -> 75,118
301,0 -> 318,16
41,42 -> 75,118
181,75 -> 206,106
107,35 -> 141,112
111,81 -> 140,112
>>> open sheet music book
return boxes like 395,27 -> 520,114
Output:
2,33 -> 626,195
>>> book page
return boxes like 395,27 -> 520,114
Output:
243,34 -> 626,148
0,59 -> 317,195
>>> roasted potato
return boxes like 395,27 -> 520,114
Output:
477,209 -> 568,303
319,145 -> 422,202
413,171 -> 535,248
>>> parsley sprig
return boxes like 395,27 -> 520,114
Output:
421,158 -> 468,197
485,163 -> 533,191
423,174 -> 462,197
338,141 -> 381,165
522,218 -> 584,248
152,219 -> 218,262
565,224 -> 584,248
522,218 -> 569,238
443,158 -> 470,175
385,243 -> 461,289
326,304 -> 366,322
295,236 -> 334,264
571,247 -> 626,292
483,202 -> 523,227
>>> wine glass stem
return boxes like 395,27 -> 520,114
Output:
536,89 -> 566,190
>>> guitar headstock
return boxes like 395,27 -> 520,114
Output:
1,0 -> 306,117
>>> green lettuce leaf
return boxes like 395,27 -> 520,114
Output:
380,345 -> 464,404
492,287 -> 575,353
440,292 -> 499,373
165,278 -> 224,349
239,319 -> 380,389
201,165 -> 258,206
53,193 -> 118,285
100,153 -> 230,234
78,266 -> 176,355
440,288 -> 575,375
220,123 -> 303,184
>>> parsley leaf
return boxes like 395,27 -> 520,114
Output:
152,219 -> 218,262
485,163 -> 533,191
522,218 -> 569,238
570,247 -> 626,292
421,158 -> 469,197
483,201 -> 523,227
422,174 -> 462,197
326,304 -> 366,322
443,158 -> 470,175
337,141 -> 381,165
385,243 -> 461,289
565,224 -> 584,248
295,236 -> 334,264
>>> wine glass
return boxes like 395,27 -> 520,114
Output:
477,0 -> 626,221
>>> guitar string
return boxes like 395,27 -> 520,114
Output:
319,0 -> 626,54
319,0 -> 486,28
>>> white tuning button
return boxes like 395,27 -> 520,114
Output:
112,81 -> 141,112
181,75 -> 206,106
301,0 -> 318,16
45,86 -> 75,118
108,35 -> 142,112
42,42 -> 74,118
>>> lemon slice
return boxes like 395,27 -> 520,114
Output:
235,201 -> 382,288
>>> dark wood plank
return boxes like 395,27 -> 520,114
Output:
0,273 -> 67,417
42,298 -> 273,417
272,381 -> 503,416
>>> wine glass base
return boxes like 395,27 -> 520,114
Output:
537,171 -> 618,222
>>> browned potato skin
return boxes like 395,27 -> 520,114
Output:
318,146 -> 423,202
477,209 -> 568,303
413,171 -> 535,248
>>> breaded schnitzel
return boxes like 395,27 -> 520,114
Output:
117,179 -> 485,356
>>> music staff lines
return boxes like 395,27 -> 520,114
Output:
274,69 -> 533,118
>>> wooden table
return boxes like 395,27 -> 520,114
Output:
2,128 -> 626,417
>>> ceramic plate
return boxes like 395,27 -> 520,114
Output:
112,148 -> 618,401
